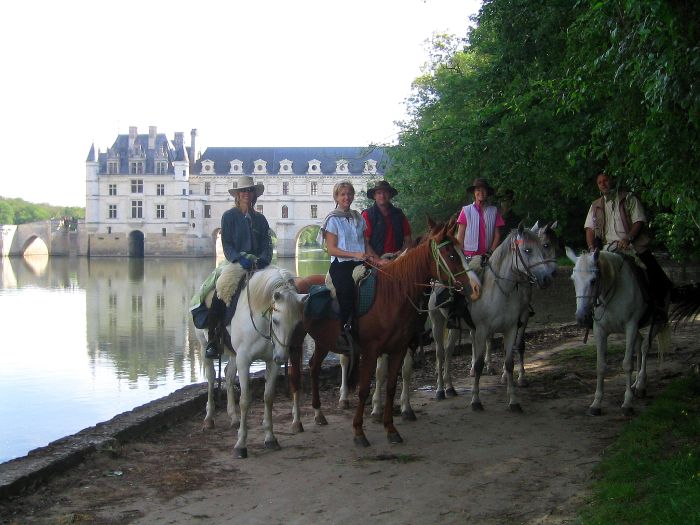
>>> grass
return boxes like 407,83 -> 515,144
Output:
549,344 -> 627,367
578,374 -> 700,525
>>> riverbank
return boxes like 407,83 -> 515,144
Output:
1,321 -> 698,524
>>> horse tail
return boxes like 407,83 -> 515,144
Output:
670,283 -> 700,324
656,324 -> 672,361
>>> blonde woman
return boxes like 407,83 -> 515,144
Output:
318,181 -> 385,348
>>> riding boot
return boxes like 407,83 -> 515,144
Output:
335,322 -> 353,355
637,250 -> 670,323
205,293 -> 227,359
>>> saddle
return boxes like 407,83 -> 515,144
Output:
619,253 -> 655,326
321,266 -> 379,318
436,287 -> 475,330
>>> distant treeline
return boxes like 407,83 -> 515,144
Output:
0,196 -> 85,225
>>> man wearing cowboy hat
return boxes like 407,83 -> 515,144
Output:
204,175 -> 273,358
456,178 -> 505,270
361,180 -> 412,257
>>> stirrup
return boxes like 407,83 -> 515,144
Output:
205,340 -> 221,359
335,329 -> 353,356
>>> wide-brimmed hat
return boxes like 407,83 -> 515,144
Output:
229,175 -> 265,197
466,178 -> 495,196
367,180 -> 398,200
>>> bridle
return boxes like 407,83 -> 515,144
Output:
431,239 -> 470,294
246,277 -> 298,352
485,235 -> 555,293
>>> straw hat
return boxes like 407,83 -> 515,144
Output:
228,175 -> 265,197
367,180 -> 398,200
466,178 -> 495,196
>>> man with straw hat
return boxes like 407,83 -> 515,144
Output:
362,180 -> 412,257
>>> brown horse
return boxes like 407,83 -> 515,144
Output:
292,219 -> 478,446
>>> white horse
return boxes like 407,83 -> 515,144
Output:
566,247 -> 671,416
196,267 -> 308,458
430,225 -> 556,410
430,223 -> 558,398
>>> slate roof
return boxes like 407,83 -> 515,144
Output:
95,133 -> 187,175
193,146 -> 388,176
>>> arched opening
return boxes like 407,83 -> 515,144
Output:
21,236 -> 49,256
213,228 -> 223,264
294,225 -> 328,275
128,230 -> 145,258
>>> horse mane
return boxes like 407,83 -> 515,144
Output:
246,266 -> 295,313
375,236 -> 432,305
597,251 -> 621,292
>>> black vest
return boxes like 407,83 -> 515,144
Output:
365,204 -> 406,256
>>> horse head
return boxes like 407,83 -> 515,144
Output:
427,217 -> 481,300
531,220 -> 559,279
566,246 -> 600,326
510,224 -> 556,289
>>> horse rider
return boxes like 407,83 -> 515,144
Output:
204,175 -> 272,358
318,181 -> 386,352
497,187 -> 523,233
361,180 -> 413,258
456,177 -> 505,272
583,170 -> 673,323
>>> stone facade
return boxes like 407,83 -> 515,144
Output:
85,126 -> 387,257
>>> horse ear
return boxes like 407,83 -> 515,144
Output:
530,220 -> 540,231
517,222 -> 525,236
550,220 -> 558,230
565,246 -> 578,264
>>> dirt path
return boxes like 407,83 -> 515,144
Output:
2,324 -> 698,525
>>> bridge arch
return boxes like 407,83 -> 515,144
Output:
128,230 -> 145,258
21,235 -> 49,256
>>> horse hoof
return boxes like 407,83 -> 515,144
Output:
508,403 -> 523,413
469,368 -> 476,377
354,435 -> 371,448
387,432 -> 403,444
292,421 -> 304,433
622,407 -> 635,417
338,400 -> 350,410
402,409 -> 417,422
588,407 -> 602,416
471,402 -> 484,412
371,412 -> 383,423
234,447 -> 248,459
446,387 -> 458,397
264,439 -> 281,451
435,390 -> 446,400
202,419 -> 215,430
315,414 -> 328,426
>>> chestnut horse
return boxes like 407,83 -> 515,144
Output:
292,219 -> 479,446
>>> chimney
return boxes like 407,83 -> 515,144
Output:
129,126 -> 137,149
148,126 -> 157,150
190,129 -> 197,169
174,132 -> 184,147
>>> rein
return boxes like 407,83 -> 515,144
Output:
245,273 -> 296,351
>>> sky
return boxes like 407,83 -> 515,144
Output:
1,0 -> 482,207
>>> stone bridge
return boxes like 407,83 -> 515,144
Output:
0,220 -> 85,256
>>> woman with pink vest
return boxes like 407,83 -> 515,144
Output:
456,178 -> 505,269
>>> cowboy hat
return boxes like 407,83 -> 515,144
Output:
466,178 -> 495,196
229,175 -> 265,197
367,180 -> 398,200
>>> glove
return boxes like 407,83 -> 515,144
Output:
239,257 -> 252,270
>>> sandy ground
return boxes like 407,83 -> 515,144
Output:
1,323 -> 698,525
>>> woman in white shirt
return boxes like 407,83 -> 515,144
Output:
319,181 -> 384,341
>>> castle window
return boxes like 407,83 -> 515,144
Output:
108,161 -> 119,174
310,182 -> 318,196
282,182 -> 289,195
156,161 -> 167,174
204,182 -> 211,195
335,159 -> 348,173
204,205 -> 211,219
130,161 -> 144,175
229,159 -> 243,173
190,210 -> 195,218
279,159 -> 293,173
156,204 -> 166,219
131,179 -> 143,193
254,159 -> 267,173
108,205 -> 117,219
156,183 -> 165,196
282,205 -> 288,219
108,184 -> 117,196
311,205 -> 318,219
256,205 -> 263,214
131,200 -> 143,219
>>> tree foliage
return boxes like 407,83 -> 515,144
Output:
0,196 -> 84,225
387,0 -> 699,260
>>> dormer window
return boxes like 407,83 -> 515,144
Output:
336,159 -> 349,173
363,159 -> 378,174
130,161 -> 144,175
107,160 -> 119,174
229,159 -> 243,174
201,159 -> 215,174
254,159 -> 268,174
279,159 -> 293,174
307,159 -> 321,174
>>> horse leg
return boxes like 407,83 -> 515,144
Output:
621,324 -> 638,416
289,345 -> 304,433
589,327 -> 607,416
233,358 -> 250,458
400,350 -> 417,421
506,316 -> 528,387
470,330 -> 487,411
383,350 -> 407,444
633,327 -> 652,399
226,356 -> 240,430
371,354 -> 388,422
309,345 -> 329,425
338,354 -> 351,410
484,336 -> 497,375
203,352 -> 217,430
431,309 -> 447,399
444,328 -> 459,396
502,328 -> 522,412
262,360 -> 282,451
353,353 -> 376,447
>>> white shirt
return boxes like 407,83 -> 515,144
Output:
584,192 -> 646,244
325,215 -> 366,262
